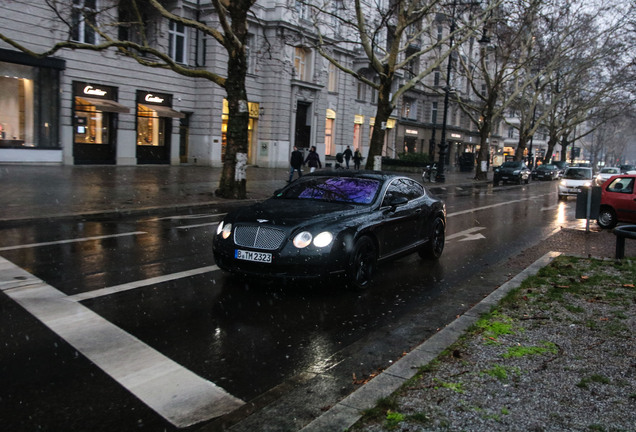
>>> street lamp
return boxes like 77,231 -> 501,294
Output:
435,18 -> 456,183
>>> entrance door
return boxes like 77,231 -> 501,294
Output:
136,106 -> 170,164
73,102 -> 117,164
295,101 -> 311,149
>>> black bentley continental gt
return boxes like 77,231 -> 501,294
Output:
212,171 -> 446,289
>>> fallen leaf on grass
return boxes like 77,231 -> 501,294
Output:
623,284 -> 635,288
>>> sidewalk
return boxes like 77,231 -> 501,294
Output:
0,164 -> 483,224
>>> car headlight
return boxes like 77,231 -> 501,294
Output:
560,180 -> 567,186
293,231 -> 313,248
217,221 -> 232,239
313,231 -> 333,248
293,231 -> 333,248
583,181 -> 592,187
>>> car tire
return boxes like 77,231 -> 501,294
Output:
346,236 -> 377,290
419,217 -> 445,260
597,207 -> 618,229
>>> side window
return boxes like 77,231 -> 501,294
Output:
382,179 -> 415,206
608,178 -> 634,194
403,179 -> 424,200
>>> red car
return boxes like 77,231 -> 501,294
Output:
597,174 -> 636,229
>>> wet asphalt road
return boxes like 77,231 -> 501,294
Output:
0,180 -> 576,431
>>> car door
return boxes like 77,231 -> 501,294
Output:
610,177 -> 636,223
376,179 -> 425,257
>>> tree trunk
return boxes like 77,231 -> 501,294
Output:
365,76 -> 393,170
474,122 -> 491,180
514,133 -> 529,162
215,2 -> 250,199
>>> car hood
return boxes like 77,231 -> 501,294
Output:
227,198 -> 367,228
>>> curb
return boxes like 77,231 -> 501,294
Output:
300,251 -> 561,432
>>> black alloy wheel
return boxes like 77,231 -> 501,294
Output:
347,236 -> 377,290
419,217 -> 445,260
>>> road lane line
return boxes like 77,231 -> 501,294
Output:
0,257 -> 243,427
177,222 -> 220,230
0,231 -> 147,251
447,193 -> 552,218
69,265 -> 220,302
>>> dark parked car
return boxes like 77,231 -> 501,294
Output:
493,161 -> 531,185
551,161 -> 569,178
597,174 -> 636,229
213,171 -> 446,289
619,164 -> 636,174
531,164 -> 559,181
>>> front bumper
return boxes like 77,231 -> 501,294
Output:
213,240 -> 347,279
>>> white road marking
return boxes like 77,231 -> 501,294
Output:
446,227 -> 487,241
0,232 -> 147,251
177,222 -> 220,230
69,265 -> 220,302
446,193 -> 552,218
0,257 -> 243,427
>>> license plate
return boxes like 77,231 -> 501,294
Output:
235,249 -> 272,263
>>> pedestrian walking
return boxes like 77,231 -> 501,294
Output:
304,146 -> 322,173
288,146 -> 304,182
342,145 -> 353,169
353,148 -> 363,170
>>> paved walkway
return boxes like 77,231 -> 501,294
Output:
0,164 -> 483,224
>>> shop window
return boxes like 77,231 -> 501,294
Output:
169,20 -> 187,64
0,59 -> 60,149
74,97 -> 110,144
71,0 -> 98,44
325,116 -> 334,155
137,104 -> 165,147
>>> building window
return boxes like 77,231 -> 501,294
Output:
431,102 -> 438,124
434,70 -> 440,87
437,25 -> 443,42
71,0 -> 98,44
508,127 -> 515,139
294,47 -> 311,81
168,20 -> 187,64
328,61 -> 338,92
402,98 -> 417,120
325,110 -> 336,155
295,1 -> 309,20
0,59 -> 61,149
357,81 -> 367,101
246,34 -> 255,74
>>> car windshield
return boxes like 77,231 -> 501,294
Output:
564,168 -> 592,180
501,162 -> 521,168
540,165 -> 556,170
277,176 -> 381,204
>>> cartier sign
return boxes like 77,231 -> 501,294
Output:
83,85 -> 107,97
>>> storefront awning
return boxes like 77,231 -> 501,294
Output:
78,97 -> 130,113
140,104 -> 185,118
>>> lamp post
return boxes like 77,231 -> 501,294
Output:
435,18 -> 456,183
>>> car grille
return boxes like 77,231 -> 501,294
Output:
234,225 -> 286,250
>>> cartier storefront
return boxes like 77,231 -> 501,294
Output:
136,90 -> 184,164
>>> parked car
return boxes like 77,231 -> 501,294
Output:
493,161 -> 531,185
531,164 -> 559,181
619,164 -> 636,174
212,171 -> 446,289
557,167 -> 593,200
597,174 -> 636,229
594,167 -> 621,186
551,161 -> 569,178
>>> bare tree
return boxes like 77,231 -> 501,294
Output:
0,0 -> 256,199
305,0 -> 497,171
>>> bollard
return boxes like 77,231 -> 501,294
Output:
613,225 -> 636,259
